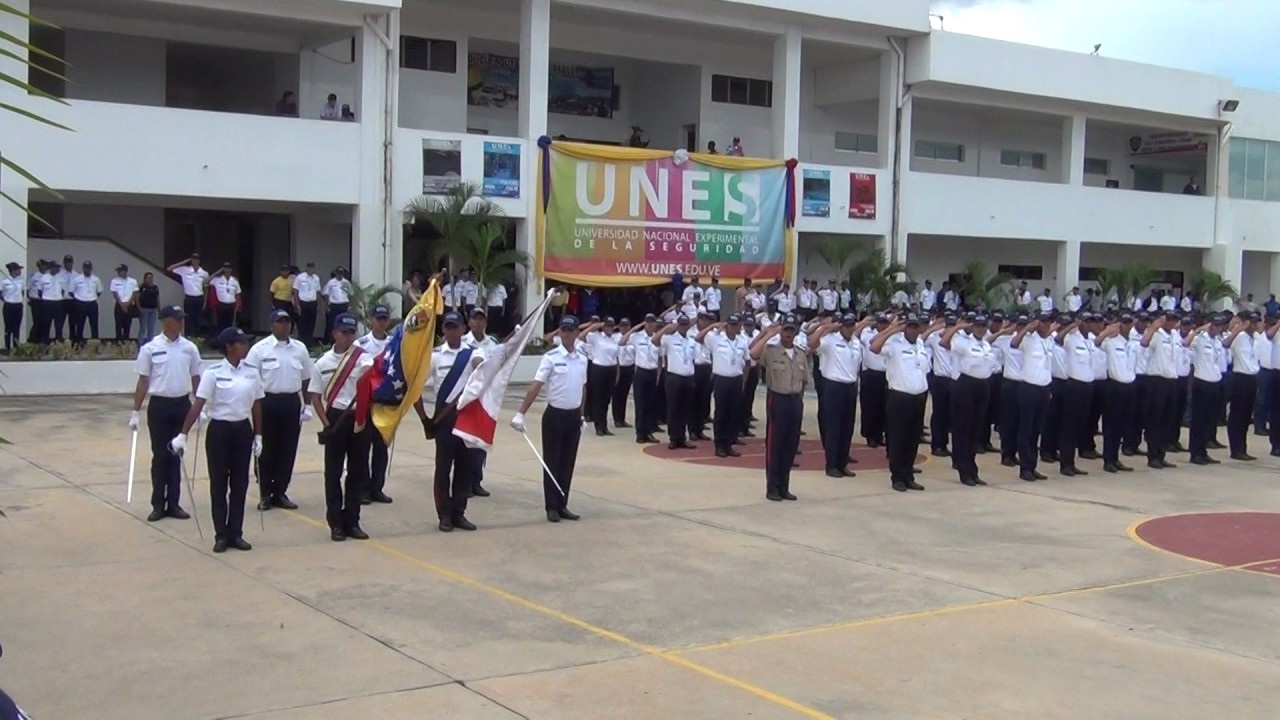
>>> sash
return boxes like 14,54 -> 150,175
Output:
435,347 -> 474,413
323,345 -> 365,411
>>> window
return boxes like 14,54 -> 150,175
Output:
998,264 -> 1043,281
711,74 -> 772,108
1229,137 -> 1280,202
400,36 -> 457,73
999,150 -> 1046,169
1083,157 -> 1110,176
834,132 -> 877,154
914,140 -> 964,162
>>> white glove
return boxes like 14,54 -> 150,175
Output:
300,406 -> 314,424
581,419 -> 588,434
509,412 -> 526,433
252,435 -> 263,458
169,433 -> 187,455
127,410 -> 140,430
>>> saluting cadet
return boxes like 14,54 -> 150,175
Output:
991,314 -> 1024,467
1081,314 -> 1109,459
1097,314 -> 1138,473
1014,315 -> 1055,482
748,315 -> 811,501
945,315 -> 995,486
691,312 -> 715,440
512,314 -> 589,523
246,308 -> 315,511
292,262 -> 322,344
860,314 -> 891,448
654,315 -> 699,450
926,313 -> 958,458
129,304 -> 203,522
311,313 -> 374,541
1226,312 -> 1261,461
1266,317 -> 1280,456
1040,315 -> 1071,464
416,311 -> 485,532
356,304 -> 396,503
739,316 -> 762,439
870,314 -> 932,492
1123,313 -> 1152,456
210,263 -> 242,334
167,254 -> 210,338
1057,315 -> 1095,476
979,311 -> 1006,454
1141,314 -> 1181,469
809,313 -> 870,478
1187,315 -> 1226,465
582,317 -> 621,436
612,318 -> 636,429
171,326 -> 264,553
698,314 -> 749,458
624,314 -> 662,444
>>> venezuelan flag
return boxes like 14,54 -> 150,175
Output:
366,279 -> 444,445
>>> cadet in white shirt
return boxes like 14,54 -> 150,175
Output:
210,262 -> 243,334
168,254 -> 211,338
989,314 -> 1025,466
613,318 -> 637,429
1037,289 -> 1054,313
247,308 -> 315,512
171,326 -> 264,553
1265,316 -> 1280,455
292,261 -> 323,344
870,314 -> 932,492
582,317 -> 621,436
654,314 -> 699,449
698,314 -> 750,457
68,260 -> 105,345
622,314 -> 663,443
818,281 -> 840,314
321,267 -> 352,339
1226,312 -> 1262,460
108,263 -> 138,343
919,280 -> 936,312
52,255 -> 75,342
860,314 -> 891,447
311,313 -> 375,541
704,278 -> 723,318
129,304 -> 203,522
943,315 -> 996,486
690,313 -> 716,441
926,314 -> 958,457
771,285 -> 795,314
1187,314 -> 1227,464
809,314 -> 872,478
1065,288 -> 1083,313
1056,316 -> 1096,476
1013,315 -> 1055,481
42,260 -> 68,343
979,312 -> 1008,454
512,314 -> 589,523
1140,314 -> 1182,469
461,307 -> 501,499
486,282 -> 509,334
354,304 -> 398,503
1253,317 -> 1275,437
797,281 -> 818,319
682,278 -> 704,304
1,261 -> 23,353
1096,314 -> 1138,472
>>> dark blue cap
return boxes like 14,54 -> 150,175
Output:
560,314 -> 580,330
1120,313 -> 1135,322
442,311 -> 463,327
371,304 -> 391,319
974,315 -> 989,325
269,308 -> 291,323
782,314 -> 800,329
676,315 -> 691,325
905,314 -> 921,326
727,314 -> 741,324
841,314 -> 857,325
470,307 -> 486,317
215,326 -> 250,348
644,313 -> 658,322
159,304 -> 185,320
334,312 -> 358,332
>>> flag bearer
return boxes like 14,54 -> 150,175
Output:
462,307 -> 500,498
356,304 -> 396,504
311,313 -> 374,542
416,311 -> 484,532
247,308 -> 315,511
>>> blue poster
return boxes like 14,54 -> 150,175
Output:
483,142 -> 521,198
802,169 -> 830,217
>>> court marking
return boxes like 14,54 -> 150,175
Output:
1128,513 -> 1280,575
279,508 -> 835,720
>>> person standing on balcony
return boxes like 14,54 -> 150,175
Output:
321,93 -> 341,120
1,262 -> 23,354
292,261 -> 322,344
137,272 -> 160,344
107,263 -> 137,343
1182,176 -> 1201,195
321,266 -> 352,339
727,137 -> 745,157
168,254 -> 210,338
68,260 -> 104,346
211,262 -> 243,334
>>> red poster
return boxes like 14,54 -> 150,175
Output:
849,173 -> 876,219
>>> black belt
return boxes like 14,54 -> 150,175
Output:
265,391 -> 300,397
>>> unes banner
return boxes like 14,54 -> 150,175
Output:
538,141 -> 794,287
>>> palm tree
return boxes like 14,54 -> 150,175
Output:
404,181 -> 506,275
348,283 -> 402,326
803,236 -> 858,281
464,219 -> 530,292
1094,267 -> 1126,308
847,248 -> 909,310
0,2 -> 70,235
1187,269 -> 1238,309
956,260 -> 1014,311
1123,265 -> 1163,308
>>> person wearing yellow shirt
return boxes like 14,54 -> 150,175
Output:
269,265 -> 296,324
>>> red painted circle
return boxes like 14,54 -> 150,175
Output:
641,438 -> 924,472
1134,512 -> 1280,576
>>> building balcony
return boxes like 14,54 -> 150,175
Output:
902,171 -> 1216,248
14,98 -> 362,204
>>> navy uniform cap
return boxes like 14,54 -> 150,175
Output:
334,313 -> 359,332
781,314 -> 799,329
974,315 -> 989,325
371,304 -> 391,318
644,313 -> 658,322
159,304 -> 185,320
727,314 -> 741,324
560,314 -> 581,330
905,314 -> 921,326
1119,313 -> 1135,322
676,315 -> 691,325
442,311 -> 463,327
215,326 -> 250,348
841,314 -> 857,325
269,308 -> 291,323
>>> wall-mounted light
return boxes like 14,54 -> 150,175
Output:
1220,99 -> 1240,113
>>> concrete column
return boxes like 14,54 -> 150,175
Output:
890,95 -> 913,268
1055,240 -> 1081,299
1203,244 -> 1244,311
771,27 -> 802,159
1268,254 -> 1280,299
516,0 -> 550,314
1206,126 -> 1227,199
0,0 -> 31,267
1061,115 -> 1085,185
351,14 -> 397,287
876,52 -> 896,171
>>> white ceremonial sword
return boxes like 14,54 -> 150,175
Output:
126,429 -> 138,503
520,431 -> 565,497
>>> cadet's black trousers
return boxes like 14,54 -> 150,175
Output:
693,364 -> 713,432
980,375 -> 1001,450
633,367 -> 659,439
951,375 -> 989,481
207,419 -> 253,541
999,375 -> 1020,463
324,409 -> 367,531
765,391 -> 802,496
542,406 -> 582,511
2,302 -> 20,351
369,429 -> 390,497
886,390 -> 926,485
613,365 -> 635,425
432,413 -> 471,521
712,374 -> 743,452
1041,378 -> 1065,457
147,395 -> 189,511
1143,377 -> 1175,463
929,375 -> 952,452
589,363 -> 617,433
819,379 -> 857,473
1189,378 -> 1220,460
1228,372 -> 1258,456
1018,382 -> 1050,473
1102,380 -> 1137,465
860,369 -> 887,444
1059,379 -> 1092,470
665,373 -> 694,444
259,393 -> 301,500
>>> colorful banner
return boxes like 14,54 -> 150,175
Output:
849,173 -> 876,220
483,141 -> 521,198
539,142 -> 794,287
468,53 -> 614,118
801,169 -> 830,217
422,139 -> 462,194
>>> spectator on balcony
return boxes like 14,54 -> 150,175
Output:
69,260 -> 104,346
1182,175 -> 1201,195
706,141 -> 718,154
341,104 -> 355,121
321,94 -> 341,120
210,262 -> 243,334
275,91 -> 299,117
107,263 -> 138,343
628,126 -> 649,148
727,137 -> 745,157
168,254 -> 210,338
137,272 -> 160,344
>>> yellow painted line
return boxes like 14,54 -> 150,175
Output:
280,508 -> 833,720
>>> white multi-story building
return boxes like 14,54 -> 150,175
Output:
2,0 -> 1279,334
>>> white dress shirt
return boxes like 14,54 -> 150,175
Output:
1147,329 -> 1180,379
0,275 -> 23,304
682,285 -> 703,303
427,343 -> 485,405
108,276 -> 136,304
631,331 -> 660,370
1062,330 -> 1093,382
943,290 -> 959,311
884,337 -> 929,395
818,288 -> 839,312
197,359 -> 264,422
1066,293 -> 1082,312
38,272 -> 60,300
1019,334 -> 1054,387
463,331 -> 499,356
1101,335 -> 1136,384
72,273 -> 105,302
617,332 -> 636,367
51,270 -> 72,299
797,288 -> 817,310
292,273 -> 321,303
174,266 -> 209,297
533,345 -> 588,409
994,335 -> 1022,381
952,332 -> 995,380
1160,295 -> 1176,312
486,284 -> 508,308
1230,332 -> 1260,375
312,346 -> 375,411
135,334 -> 203,398
772,291 -> 795,313
356,332 -> 392,356
660,332 -> 697,376
584,330 -> 620,367
1256,332 -> 1273,371
704,286 -> 722,312
860,327 -> 887,372
1037,295 -> 1054,313
322,278 -> 351,304
927,333 -> 957,380
1191,334 -> 1223,383
817,332 -> 862,383
211,275 -> 242,304
839,288 -> 852,310
462,281 -> 479,306
246,335 -> 314,394
705,329 -> 747,378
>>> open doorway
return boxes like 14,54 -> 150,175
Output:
683,124 -> 697,152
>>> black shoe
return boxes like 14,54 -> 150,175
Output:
931,448 -> 951,457
868,440 -> 881,449
346,525 -> 370,540
438,518 -> 454,532
166,507 -> 190,520
1061,467 -> 1088,477
1169,443 -> 1186,453
228,538 -> 252,551
1040,453 -> 1056,464
961,477 -> 977,486
766,492 -> 784,501
1161,460 -> 1178,469
726,448 -> 741,457
273,495 -> 299,510
1271,448 -> 1280,457
779,491 -> 797,501
1019,471 -> 1038,482
146,509 -> 165,522
979,444 -> 996,453
213,539 -> 228,553
741,430 -> 757,438
639,436 -> 660,444
1231,453 -> 1257,461
1205,456 -> 1221,464
731,439 -> 746,446
1207,440 -> 1225,450
596,429 -> 614,437
825,469 -> 843,478
1254,427 -> 1268,436
1147,460 -> 1165,469
558,508 -> 581,521
1190,456 -> 1211,466
360,496 -> 373,505
1033,470 -> 1048,480
676,441 -> 697,450
1115,462 -> 1133,472
716,448 -> 729,458
1104,463 -> 1119,473
371,491 -> 394,503
331,528 -> 346,542
842,469 -> 857,478
692,433 -> 710,441
912,467 -> 922,474
1079,450 -> 1102,460
1001,457 -> 1018,467
470,486 -> 489,498
451,516 -> 477,531
615,421 -> 632,428
973,477 -> 988,486
546,510 -> 561,523
1121,448 -> 1137,457
257,499 -> 272,512
892,481 -> 908,492
905,480 -> 925,491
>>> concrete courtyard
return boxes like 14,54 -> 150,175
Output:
1,391 -> 1278,719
